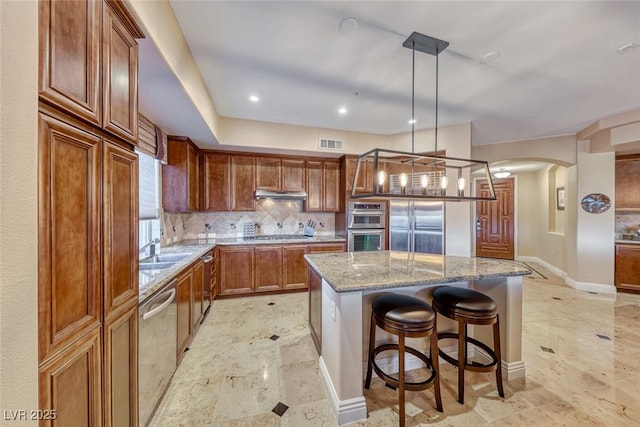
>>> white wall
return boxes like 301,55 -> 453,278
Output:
0,0 -> 38,423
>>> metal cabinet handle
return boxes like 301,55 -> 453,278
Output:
201,256 -> 213,263
142,287 -> 176,320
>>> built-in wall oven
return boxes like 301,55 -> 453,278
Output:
347,202 -> 386,252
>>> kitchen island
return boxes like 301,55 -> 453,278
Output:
304,250 -> 531,425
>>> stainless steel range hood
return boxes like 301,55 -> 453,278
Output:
255,189 -> 307,200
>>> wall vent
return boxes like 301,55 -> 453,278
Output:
319,138 -> 344,151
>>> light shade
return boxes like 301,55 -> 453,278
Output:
494,168 -> 511,179
350,148 -> 497,201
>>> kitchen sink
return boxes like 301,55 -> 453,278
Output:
140,253 -> 192,264
139,261 -> 177,270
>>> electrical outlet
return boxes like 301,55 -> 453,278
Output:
207,233 -> 216,239
198,233 -> 206,238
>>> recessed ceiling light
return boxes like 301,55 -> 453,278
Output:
339,17 -> 359,34
617,42 -> 640,54
338,107 -> 348,115
480,51 -> 500,64
249,95 -> 259,102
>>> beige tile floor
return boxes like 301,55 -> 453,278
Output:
151,263 -> 640,426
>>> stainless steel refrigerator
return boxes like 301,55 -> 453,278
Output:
389,201 -> 444,254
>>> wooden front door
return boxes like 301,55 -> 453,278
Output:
476,178 -> 515,259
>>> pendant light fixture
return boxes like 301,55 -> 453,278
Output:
494,168 -> 511,179
350,32 -> 496,202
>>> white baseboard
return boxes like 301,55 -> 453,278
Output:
474,346 -> 526,381
517,256 -> 616,296
319,356 -> 367,425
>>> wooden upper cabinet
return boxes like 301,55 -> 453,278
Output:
202,152 -> 231,211
615,156 -> 640,211
38,110 -> 102,363
163,137 -> 199,212
102,1 -> 139,144
282,159 -> 306,191
39,0 -> 102,126
345,156 -> 373,193
323,160 -> 340,212
305,160 -> 340,212
256,157 -> 281,190
103,141 -> 138,320
231,155 -> 256,211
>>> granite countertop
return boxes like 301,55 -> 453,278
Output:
615,239 -> 640,245
304,251 -> 532,293
139,236 -> 346,303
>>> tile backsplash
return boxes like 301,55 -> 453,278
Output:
160,200 -> 336,246
615,212 -> 640,236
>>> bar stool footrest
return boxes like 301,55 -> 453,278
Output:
436,332 -> 499,373
370,343 -> 437,392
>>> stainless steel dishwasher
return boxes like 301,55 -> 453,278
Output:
139,279 -> 177,426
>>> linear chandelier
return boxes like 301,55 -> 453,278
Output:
350,32 -> 496,201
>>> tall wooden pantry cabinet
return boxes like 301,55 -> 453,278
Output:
38,1 -> 144,425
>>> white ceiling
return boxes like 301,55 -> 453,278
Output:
139,1 -> 640,149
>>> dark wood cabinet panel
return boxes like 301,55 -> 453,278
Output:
39,0 -> 102,127
39,327 -> 102,427
163,137 -> 199,212
615,156 -> 640,211
306,161 -> 323,212
308,267 -> 322,354
219,246 -> 255,295
38,111 -> 102,363
176,270 -> 192,359
104,306 -> 138,427
202,152 -> 231,211
345,156 -> 373,193
307,243 -> 345,254
103,141 -> 138,321
191,260 -> 205,330
615,244 -> 640,293
255,246 -> 284,292
283,245 -> 308,290
323,160 -> 340,212
231,156 -> 256,211
282,159 -> 306,191
256,157 -> 281,190
102,1 -> 138,144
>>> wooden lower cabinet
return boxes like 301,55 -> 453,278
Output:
307,243 -> 345,254
176,270 -> 192,360
219,246 -> 255,295
192,259 -> 205,331
104,305 -> 138,427
39,327 -> 103,427
255,246 -> 284,292
615,244 -> 640,292
283,245 -> 308,290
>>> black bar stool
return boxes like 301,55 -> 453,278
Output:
364,294 -> 443,426
431,286 -> 504,404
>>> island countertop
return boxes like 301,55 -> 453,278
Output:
304,250 -> 531,293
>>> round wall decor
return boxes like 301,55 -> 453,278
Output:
580,193 -> 611,214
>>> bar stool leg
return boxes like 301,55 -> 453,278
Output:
430,324 -> 443,412
398,332 -> 406,427
457,319 -> 466,404
364,313 -> 376,389
493,315 -> 505,398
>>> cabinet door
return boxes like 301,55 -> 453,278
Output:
282,159 -> 305,191
176,270 -> 192,359
219,246 -> 255,295
323,160 -> 341,212
283,245 -> 308,290
306,161 -> 323,212
104,306 -> 138,427
255,246 -> 283,292
308,243 -> 345,254
39,0 -> 101,127
346,157 -> 372,193
308,268 -> 322,354
211,249 -> 219,300
39,327 -> 102,427
191,260 -> 205,331
256,157 -> 281,190
615,157 -> 640,210
231,156 -> 256,211
38,111 -> 102,363
103,141 -> 138,320
202,153 -> 231,211
102,1 -> 139,144
615,245 -> 640,291
187,143 -> 199,211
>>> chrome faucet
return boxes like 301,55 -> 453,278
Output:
140,238 -> 160,256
